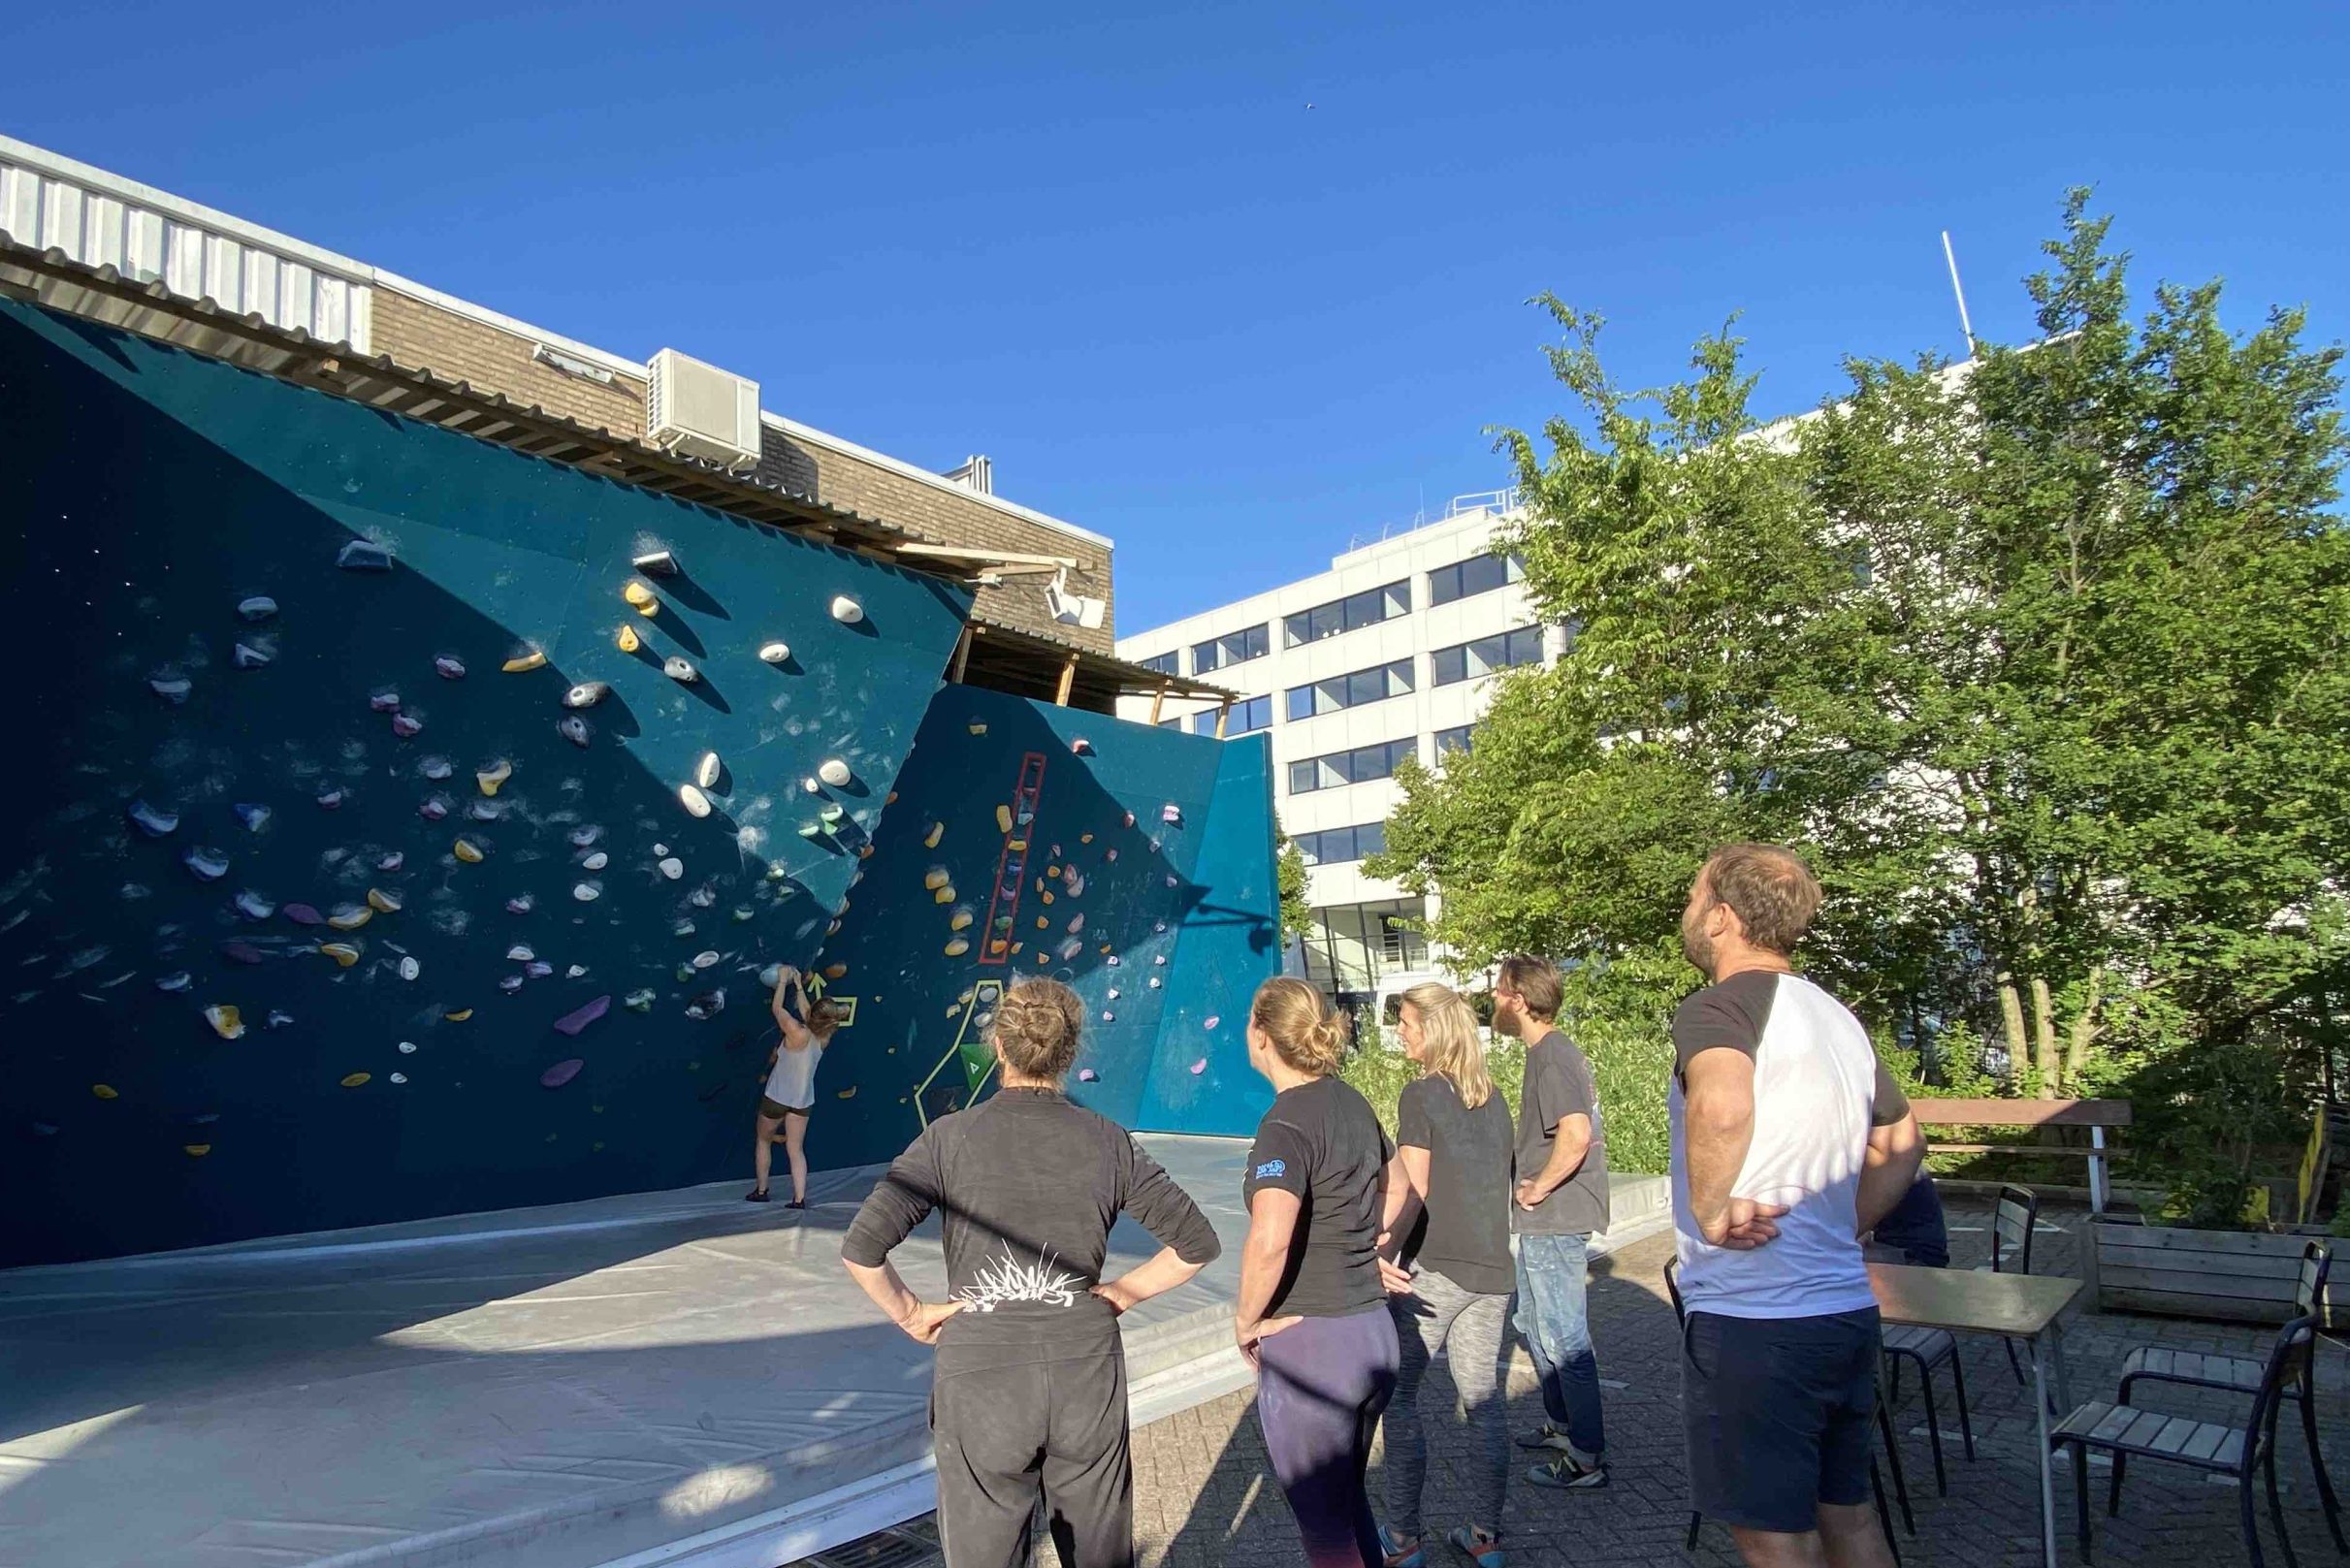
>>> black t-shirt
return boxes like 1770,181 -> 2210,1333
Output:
1395,1073 -> 1515,1296
1513,1028 -> 1612,1236
1242,1074 -> 1393,1319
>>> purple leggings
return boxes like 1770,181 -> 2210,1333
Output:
1254,1308 -> 1401,1567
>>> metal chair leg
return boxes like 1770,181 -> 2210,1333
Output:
2006,1333 -> 2027,1385
1870,1458 -> 1901,1566
1949,1344 -> 1977,1461
1918,1361 -> 1948,1495
2270,1446 -> 2304,1568
1877,1394 -> 1917,1536
2298,1375 -> 2347,1553
2109,1452 -> 2128,1518
2072,1440 -> 2093,1563
1687,1511 -> 1701,1551
2246,1467 -> 2271,1568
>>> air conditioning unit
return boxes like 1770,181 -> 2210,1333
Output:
1046,568 -> 1107,630
646,348 -> 761,470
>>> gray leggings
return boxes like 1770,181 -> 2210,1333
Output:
1381,1267 -> 1512,1540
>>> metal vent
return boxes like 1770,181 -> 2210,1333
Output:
802,1524 -> 940,1568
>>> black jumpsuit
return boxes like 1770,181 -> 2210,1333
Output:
843,1087 -> 1221,1568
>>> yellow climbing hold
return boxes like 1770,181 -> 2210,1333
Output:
502,649 -> 548,673
1009,839 -> 1027,852
837,1086 -> 856,1100
925,868 -> 950,890
444,1008 -> 473,1021
368,887 -> 402,913
1037,915 -> 1050,930
996,804 -> 1013,833
477,760 -> 512,795
328,906 -> 372,931
340,1072 -> 371,1088
623,579 -> 660,615
615,622 -> 643,654
1080,833 -> 1094,845
950,910 -> 973,931
933,885 -> 955,905
946,938 -> 970,956
204,1004 -> 244,1040
91,1083 -> 118,1100
924,821 -> 944,848
1042,891 -> 1054,905
184,1143 -> 211,1157
453,838 -> 484,863
969,722 -> 987,736
320,943 -> 361,967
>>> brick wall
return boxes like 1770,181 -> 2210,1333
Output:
371,288 -> 1115,652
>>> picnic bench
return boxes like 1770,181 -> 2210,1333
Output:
1911,1099 -> 2132,1215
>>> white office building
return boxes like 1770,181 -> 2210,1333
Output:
1115,495 -> 1569,1010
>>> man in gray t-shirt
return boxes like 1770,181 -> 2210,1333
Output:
1497,955 -> 1612,1488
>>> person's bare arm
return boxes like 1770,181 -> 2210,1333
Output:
843,1258 -> 963,1344
1094,1246 -> 1203,1313
1683,1047 -> 1784,1249
1856,1110 -> 1926,1233
1380,1147 -> 1428,1240
771,970 -> 812,1050
1517,1114 -> 1592,1210
1235,1189 -> 1302,1364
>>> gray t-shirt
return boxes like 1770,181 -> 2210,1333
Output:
1513,1028 -> 1611,1236
1396,1073 -> 1516,1296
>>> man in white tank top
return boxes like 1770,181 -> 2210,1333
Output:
1668,845 -> 1922,1568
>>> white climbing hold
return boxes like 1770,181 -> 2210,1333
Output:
1072,738 -> 1094,755
337,539 -> 393,571
658,856 -> 684,880
389,1072 -> 408,1085
573,881 -> 601,902
232,640 -> 274,671
679,784 -> 713,817
632,550 -> 678,576
819,758 -> 852,787
559,715 -> 593,747
237,595 -> 278,622
398,1040 -> 417,1054
148,671 -> 192,704
759,641 -> 790,664
696,752 -> 722,789
830,594 -> 863,624
692,950 -> 721,970
399,956 -> 420,980
663,656 -> 698,683
582,850 -> 608,871
563,682 -> 609,709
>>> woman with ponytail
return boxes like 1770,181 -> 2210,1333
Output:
1235,976 -> 1400,1567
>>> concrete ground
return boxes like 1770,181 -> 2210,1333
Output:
814,1198 -> 2350,1568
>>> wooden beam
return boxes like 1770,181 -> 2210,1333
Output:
949,624 -> 974,685
1214,698 -> 1232,739
1148,683 -> 1168,725
1054,653 -> 1078,707
1912,1098 -> 2132,1128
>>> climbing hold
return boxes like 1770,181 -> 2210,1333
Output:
316,787 -> 346,811
1080,833 -> 1094,845
1101,1010 -> 1114,1023
506,894 -> 534,914
391,713 -> 423,738
232,890 -> 274,921
467,798 -> 501,824
566,964 -> 588,978
687,950 -> 719,971
238,594 -> 278,622
1162,804 -> 1183,826
932,884 -> 956,906
1042,891 -> 1054,905
732,905 -> 754,922
149,670 -> 192,704
443,1008 -> 472,1022
969,722 -> 987,736
623,579 -> 660,615
949,909 -> 973,931
128,800 -> 179,838
1078,1069 -> 1099,1082
523,960 -> 554,980
822,963 -> 848,980
452,839 -> 484,864
1057,938 -> 1083,962
1204,1015 -> 1220,1030
563,682 -> 609,709
182,1143 -> 213,1157
692,752 -> 724,792
837,1086 -> 857,1100
582,850 -> 609,872
266,1009 -> 295,1030
996,804 -> 1013,834
368,888 -> 402,913
819,758 -> 852,788
1106,849 -> 1119,862
231,803 -> 272,833
885,791 -> 898,806
801,777 -> 821,795
370,688 -> 403,713
220,940 -> 267,965
632,548 -> 679,576
685,990 -> 725,1020
506,944 -> 536,963
91,1084 -> 119,1100
945,938 -> 970,957
924,868 -> 951,891
679,784 -> 713,818
420,756 -> 454,782
1189,1058 -> 1207,1074
337,540 -> 393,571
1036,915 -> 1050,930
434,656 -> 467,680
1148,976 -> 1163,990
625,988 -> 656,1011
388,1072 -> 408,1085
606,620 -> 643,658
156,971 -> 192,993
283,903 -> 324,926
499,975 -> 526,993
568,825 -> 601,848
1072,738 -> 1093,755
232,640 -> 274,671
820,803 -> 845,824
320,944 -> 361,967
1047,865 -> 1062,880
204,1004 -> 245,1040
758,641 -> 791,664
1063,871 -> 1085,898
1152,921 -> 1168,934
559,716 -> 593,748
477,760 -> 512,796
398,956 -> 420,981
1068,913 -> 1086,934
924,821 -> 945,848
502,649 -> 548,673
658,856 -> 684,880
183,847 -> 230,882
663,655 -> 701,684
340,1072 -> 372,1088
797,821 -> 823,839
573,881 -> 601,902
1163,874 -> 1175,887
1105,954 -> 1121,968
830,595 -> 863,624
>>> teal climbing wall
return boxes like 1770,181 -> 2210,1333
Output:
0,299 -> 975,1266
808,687 -> 1279,1160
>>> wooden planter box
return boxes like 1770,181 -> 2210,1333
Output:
2091,1218 -> 2337,1324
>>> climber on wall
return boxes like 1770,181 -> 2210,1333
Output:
748,966 -> 849,1208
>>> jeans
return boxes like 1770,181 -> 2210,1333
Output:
1513,1231 -> 1606,1460
1383,1267 -> 1512,1539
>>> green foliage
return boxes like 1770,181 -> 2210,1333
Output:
1369,193 -> 2350,1195
1274,825 -> 1313,949
1340,1040 -> 1525,1139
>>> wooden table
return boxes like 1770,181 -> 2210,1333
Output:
1872,1264 -> 2083,1568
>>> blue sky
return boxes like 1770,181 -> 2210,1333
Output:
8,2 -> 2344,630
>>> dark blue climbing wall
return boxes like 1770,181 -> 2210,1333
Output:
809,687 -> 1279,1166
0,299 -> 974,1266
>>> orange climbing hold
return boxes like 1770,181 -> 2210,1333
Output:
822,963 -> 847,979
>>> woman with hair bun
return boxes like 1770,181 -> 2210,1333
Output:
842,977 -> 1221,1566
1235,976 -> 1400,1567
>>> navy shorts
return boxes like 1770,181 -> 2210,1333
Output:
1684,1306 -> 1881,1533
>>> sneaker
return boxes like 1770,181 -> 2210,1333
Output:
786,1197 -> 808,1211
1376,1524 -> 1426,1568
1526,1453 -> 1608,1490
743,1188 -> 771,1203
1515,1422 -> 1575,1453
1446,1526 -> 1504,1568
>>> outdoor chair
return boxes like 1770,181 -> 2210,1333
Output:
1883,1311 -> 1978,1493
1663,1258 -> 1909,1558
2111,1240 -> 2344,1555
1982,1182 -> 2043,1382
2052,1313 -> 2326,1568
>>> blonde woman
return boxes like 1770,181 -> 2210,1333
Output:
842,978 -> 1220,1566
749,966 -> 851,1207
1374,982 -> 1514,1568
1236,976 -> 1400,1568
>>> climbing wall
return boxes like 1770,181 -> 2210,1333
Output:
808,686 -> 1280,1168
0,299 -> 974,1266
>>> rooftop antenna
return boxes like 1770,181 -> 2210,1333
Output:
1941,230 -> 1978,360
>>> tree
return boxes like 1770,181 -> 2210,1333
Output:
1275,825 -> 1313,951
1370,195 -> 2349,1152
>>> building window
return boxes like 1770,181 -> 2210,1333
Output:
1302,900 -> 1430,994
1293,821 -> 1389,866
1281,580 -> 1412,648
1433,724 -> 1474,758
1432,625 -> 1545,687
1288,737 -> 1416,794
1156,716 -> 1185,731
1285,658 -> 1414,721
1427,552 -> 1525,606
1190,623 -> 1269,673
1138,651 -> 1181,677
1190,693 -> 1272,736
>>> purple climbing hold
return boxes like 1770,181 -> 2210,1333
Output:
316,787 -> 345,810
552,995 -> 611,1037
183,847 -> 230,882
435,656 -> 467,680
233,890 -> 274,920
370,688 -> 402,713
1161,804 -> 1183,826
1189,1058 -> 1207,1075
419,796 -> 450,821
499,975 -> 527,993
233,803 -> 272,832
219,940 -> 267,965
127,800 -> 179,838
524,960 -> 553,979
1204,1015 -> 1220,1030
282,903 -> 324,926
377,851 -> 403,872
391,713 -> 423,738
155,970 -> 192,993
539,1058 -> 585,1089
505,894 -> 534,914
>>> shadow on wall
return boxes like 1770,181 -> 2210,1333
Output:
0,299 -> 973,1266
809,686 -> 1281,1171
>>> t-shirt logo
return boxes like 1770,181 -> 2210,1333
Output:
1254,1159 -> 1286,1180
